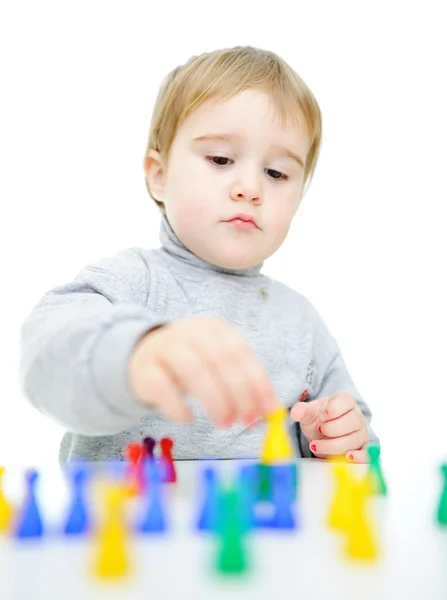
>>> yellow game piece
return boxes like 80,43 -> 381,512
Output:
261,407 -> 294,465
0,467 -> 14,534
326,462 -> 356,531
92,484 -> 131,579
343,478 -> 379,561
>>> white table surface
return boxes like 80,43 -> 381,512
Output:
1,456 -> 446,600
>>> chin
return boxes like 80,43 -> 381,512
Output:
208,251 -> 261,271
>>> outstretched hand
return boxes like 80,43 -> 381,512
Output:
290,391 -> 370,463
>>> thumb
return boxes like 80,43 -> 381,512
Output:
290,397 -> 325,426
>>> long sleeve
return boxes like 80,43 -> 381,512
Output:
19,250 -> 169,436
296,301 -> 379,458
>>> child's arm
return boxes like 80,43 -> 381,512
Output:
19,249 -> 169,436
20,250 -> 278,437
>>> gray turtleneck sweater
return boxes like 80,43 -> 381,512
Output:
19,215 -> 378,463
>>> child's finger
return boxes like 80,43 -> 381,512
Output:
319,391 -> 356,423
166,342 -> 237,426
142,361 -> 193,422
309,431 -> 364,456
346,443 -> 370,463
290,397 -> 325,426
193,322 -> 277,421
319,408 -> 359,438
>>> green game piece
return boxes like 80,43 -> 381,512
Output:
216,487 -> 248,575
367,443 -> 387,495
436,464 -> 447,526
258,463 -> 298,501
258,464 -> 272,501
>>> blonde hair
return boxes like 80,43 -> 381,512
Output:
143,45 -> 322,214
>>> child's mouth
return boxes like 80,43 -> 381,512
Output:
227,218 -> 258,230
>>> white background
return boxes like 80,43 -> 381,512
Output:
1,1 -> 446,470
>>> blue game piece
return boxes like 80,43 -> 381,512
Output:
142,456 -> 167,490
287,462 -> 299,500
15,469 -> 44,539
270,465 -> 296,530
138,460 -> 166,533
63,463 -> 90,535
196,466 -> 222,532
237,464 -> 258,531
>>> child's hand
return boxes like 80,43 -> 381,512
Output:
128,315 -> 279,427
290,391 -> 370,463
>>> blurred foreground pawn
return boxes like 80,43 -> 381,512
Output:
237,464 -> 257,532
138,461 -> 167,533
367,443 -> 387,495
143,437 -> 156,462
326,462 -> 356,531
197,466 -> 222,532
63,463 -> 91,536
14,469 -> 44,540
270,465 -> 296,530
343,478 -> 379,562
258,406 -> 296,502
216,486 -> 249,576
124,442 -> 145,496
261,407 -> 294,465
93,485 -> 131,580
0,467 -> 14,534
436,463 -> 447,526
160,438 -> 176,483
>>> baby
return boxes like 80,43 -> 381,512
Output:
19,45 -> 378,464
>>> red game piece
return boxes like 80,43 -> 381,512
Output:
159,438 -> 176,483
124,442 -> 145,494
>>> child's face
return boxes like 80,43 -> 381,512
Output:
147,88 -> 309,270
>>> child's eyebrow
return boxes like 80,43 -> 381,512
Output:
192,133 -> 305,168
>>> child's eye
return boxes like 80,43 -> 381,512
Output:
205,156 -> 288,181
266,168 -> 288,181
206,156 -> 233,166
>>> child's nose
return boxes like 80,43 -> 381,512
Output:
229,172 -> 262,203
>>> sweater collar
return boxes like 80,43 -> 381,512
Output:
158,214 -> 264,277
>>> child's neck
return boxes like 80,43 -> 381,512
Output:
158,214 -> 264,278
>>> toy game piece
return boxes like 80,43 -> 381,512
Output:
216,486 -> 248,575
124,442 -> 145,495
143,437 -> 156,461
258,464 -> 273,501
254,465 -> 296,530
266,462 -> 298,500
436,463 -> 447,526
270,465 -> 297,530
160,437 -> 176,483
257,462 -> 298,502
197,466 -> 222,532
367,443 -> 387,495
63,463 -> 90,536
344,477 -> 379,561
327,462 -> 356,531
237,464 -> 257,532
14,469 -> 43,539
261,406 -> 294,465
93,484 -> 130,579
0,467 -> 14,534
138,460 -> 166,533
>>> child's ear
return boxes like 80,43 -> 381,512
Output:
144,149 -> 166,202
